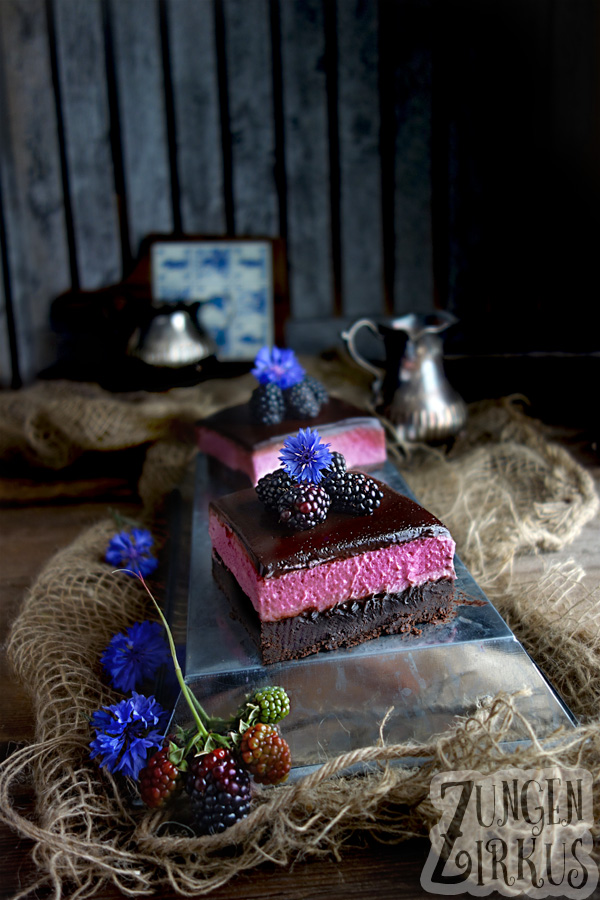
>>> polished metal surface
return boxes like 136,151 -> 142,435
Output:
342,313 -> 468,443
127,301 -> 215,368
165,456 -> 576,775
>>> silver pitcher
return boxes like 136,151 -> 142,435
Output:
342,312 -> 467,443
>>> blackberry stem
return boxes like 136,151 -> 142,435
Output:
127,574 -> 265,754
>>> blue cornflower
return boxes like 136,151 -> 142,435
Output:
251,346 -> 305,389
105,528 -> 158,578
279,428 -> 333,483
101,621 -> 170,693
89,692 -> 168,780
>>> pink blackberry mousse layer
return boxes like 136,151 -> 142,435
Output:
209,513 -> 455,623
198,421 -> 385,484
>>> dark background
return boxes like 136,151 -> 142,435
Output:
1,0 -> 598,421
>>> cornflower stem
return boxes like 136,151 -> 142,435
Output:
137,575 -> 210,741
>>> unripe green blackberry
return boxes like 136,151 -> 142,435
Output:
253,686 -> 290,724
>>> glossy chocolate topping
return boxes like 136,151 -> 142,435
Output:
209,478 -> 452,577
197,397 -> 381,451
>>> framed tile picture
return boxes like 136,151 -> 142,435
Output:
150,238 -> 287,361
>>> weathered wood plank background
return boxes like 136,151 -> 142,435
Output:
0,0 -> 599,388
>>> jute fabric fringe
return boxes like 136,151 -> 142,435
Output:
1,368 -> 600,898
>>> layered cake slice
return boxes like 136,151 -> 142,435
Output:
197,397 -> 387,486
196,346 -> 386,485
208,429 -> 456,664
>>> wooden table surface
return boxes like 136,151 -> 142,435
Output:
1,426 -> 599,900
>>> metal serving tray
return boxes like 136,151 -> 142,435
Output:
164,455 -> 575,776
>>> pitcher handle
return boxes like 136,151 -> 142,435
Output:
341,318 -> 384,380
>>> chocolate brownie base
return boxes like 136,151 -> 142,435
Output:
212,554 -> 456,665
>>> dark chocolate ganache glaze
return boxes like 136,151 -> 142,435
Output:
209,478 -> 452,577
197,397 -> 381,452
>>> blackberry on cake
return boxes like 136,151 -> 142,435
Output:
303,374 -> 329,406
278,482 -> 331,530
249,382 -> 285,425
283,380 -> 320,418
283,374 -> 330,418
256,468 -> 294,511
327,471 -> 384,515
248,346 -> 302,425
274,430 -> 334,530
321,450 -> 347,487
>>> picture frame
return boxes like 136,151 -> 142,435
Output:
144,235 -> 288,362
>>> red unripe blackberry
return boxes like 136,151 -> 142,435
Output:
256,468 -> 294,511
239,723 -> 292,785
277,482 -> 331,530
185,748 -> 252,835
139,746 -> 183,808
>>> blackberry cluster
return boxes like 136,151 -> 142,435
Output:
250,375 -> 329,424
283,380 -> 320,419
256,469 -> 294,511
255,450 -> 383,530
136,685 -> 293,834
131,570 -> 294,837
277,483 -> 331,530
186,748 -> 252,835
249,383 -> 285,425
239,723 -> 291,785
252,686 -> 291,724
327,471 -> 383,516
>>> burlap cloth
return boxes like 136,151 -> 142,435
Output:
1,356 -> 599,898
